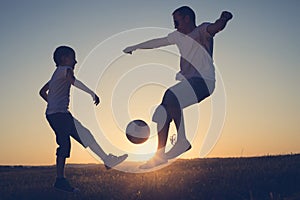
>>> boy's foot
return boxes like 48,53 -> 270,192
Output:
54,177 -> 79,193
166,139 -> 192,159
104,153 -> 128,170
139,153 -> 168,169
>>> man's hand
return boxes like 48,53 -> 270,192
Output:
123,46 -> 136,54
93,94 -> 100,106
221,11 -> 233,21
207,11 -> 233,36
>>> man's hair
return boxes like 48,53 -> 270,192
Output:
53,46 -> 75,66
172,6 -> 196,24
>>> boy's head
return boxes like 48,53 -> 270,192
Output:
172,6 -> 196,33
53,46 -> 77,68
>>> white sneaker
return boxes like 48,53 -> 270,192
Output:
104,153 -> 128,170
166,139 -> 191,159
139,153 -> 168,169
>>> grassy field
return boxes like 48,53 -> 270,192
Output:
0,154 -> 299,200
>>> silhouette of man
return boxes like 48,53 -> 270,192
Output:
124,6 -> 232,169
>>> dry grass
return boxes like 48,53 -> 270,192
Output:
0,154 -> 299,200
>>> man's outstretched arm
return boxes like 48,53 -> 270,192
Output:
123,37 -> 171,54
207,11 -> 233,37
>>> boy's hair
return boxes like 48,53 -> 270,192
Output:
53,46 -> 75,66
173,6 -> 196,25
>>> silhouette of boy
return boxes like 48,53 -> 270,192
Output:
40,46 -> 127,192
123,6 -> 232,169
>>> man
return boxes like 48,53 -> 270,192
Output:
123,6 -> 232,169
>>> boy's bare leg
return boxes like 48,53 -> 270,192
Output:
73,118 -> 108,160
73,118 -> 128,169
54,156 -> 79,193
82,134 -> 128,169
87,140 -> 108,161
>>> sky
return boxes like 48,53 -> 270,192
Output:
0,0 -> 299,166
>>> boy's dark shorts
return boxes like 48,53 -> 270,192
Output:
46,112 -> 86,158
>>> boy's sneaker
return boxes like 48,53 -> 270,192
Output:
54,177 -> 79,193
104,153 -> 128,170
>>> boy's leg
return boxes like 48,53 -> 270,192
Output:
46,113 -> 78,192
46,113 -> 72,169
70,115 -> 128,169
56,156 -> 66,178
69,115 -> 107,160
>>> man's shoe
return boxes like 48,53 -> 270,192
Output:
166,139 -> 191,159
139,153 -> 168,169
54,177 -> 79,193
104,153 -> 128,170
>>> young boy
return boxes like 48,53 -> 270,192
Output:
123,6 -> 232,169
40,46 -> 128,192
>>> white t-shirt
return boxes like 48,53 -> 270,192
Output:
167,22 -> 215,81
46,66 -> 72,115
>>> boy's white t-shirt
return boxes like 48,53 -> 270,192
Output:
46,66 -> 72,115
167,22 -> 215,81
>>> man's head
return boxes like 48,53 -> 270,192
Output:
53,46 -> 77,68
172,6 -> 196,33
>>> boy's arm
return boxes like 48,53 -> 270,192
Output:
66,69 -> 100,105
207,11 -> 233,37
123,37 -> 171,54
39,82 -> 49,102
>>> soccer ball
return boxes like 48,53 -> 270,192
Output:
126,119 -> 150,144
